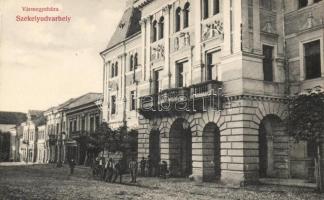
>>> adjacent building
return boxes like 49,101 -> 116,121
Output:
20,110 -> 45,163
0,111 -> 27,162
44,98 -> 75,164
65,93 -> 102,165
101,0 -> 324,185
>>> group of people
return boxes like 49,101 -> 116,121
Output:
84,155 -> 170,184
92,156 -> 126,183
139,156 -> 170,179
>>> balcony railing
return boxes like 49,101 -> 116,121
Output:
70,130 -> 89,139
138,80 -> 223,117
190,80 -> 222,98
159,87 -> 190,104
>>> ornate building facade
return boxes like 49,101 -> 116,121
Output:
101,0 -> 324,184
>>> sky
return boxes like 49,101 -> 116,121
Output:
0,0 -> 126,113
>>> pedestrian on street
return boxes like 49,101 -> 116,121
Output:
105,158 -> 114,182
147,155 -> 152,177
145,156 -> 150,177
129,158 -> 138,183
140,157 -> 146,176
112,160 -> 123,183
69,159 -> 76,175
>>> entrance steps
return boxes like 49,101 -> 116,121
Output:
259,178 -> 316,188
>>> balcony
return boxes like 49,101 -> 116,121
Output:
138,80 -> 223,117
159,87 -> 190,105
190,80 -> 222,98
70,130 -> 89,140
138,94 -> 158,118
190,80 -> 223,111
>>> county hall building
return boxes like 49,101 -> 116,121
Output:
100,0 -> 324,185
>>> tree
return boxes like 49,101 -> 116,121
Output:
287,86 -> 324,191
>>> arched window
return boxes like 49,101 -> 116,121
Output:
130,55 -> 134,71
115,62 -> 118,77
183,3 -> 190,28
213,0 -> 219,15
111,63 -> 115,78
159,17 -> 164,39
175,7 -> 181,32
203,0 -> 209,19
134,53 -> 138,70
152,20 -> 157,42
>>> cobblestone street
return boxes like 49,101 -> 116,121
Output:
0,165 -> 323,200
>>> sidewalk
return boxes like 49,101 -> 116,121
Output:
0,162 -> 45,166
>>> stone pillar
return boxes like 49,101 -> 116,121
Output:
162,4 -> 171,89
220,100 -> 260,185
252,0 -> 261,53
140,19 -> 147,82
192,0 -> 202,84
192,133 -> 203,181
145,16 -> 152,85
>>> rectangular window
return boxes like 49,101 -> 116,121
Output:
263,45 -> 274,82
73,120 -> 77,132
154,70 -> 161,94
213,0 -> 220,15
111,96 -> 116,115
206,51 -> 220,81
56,123 -> 59,134
304,40 -> 321,80
81,117 -> 85,131
69,121 -> 73,134
90,117 -> 94,133
176,62 -> 187,87
298,0 -> 308,9
95,115 -> 100,128
203,0 -> 209,19
130,91 -> 136,111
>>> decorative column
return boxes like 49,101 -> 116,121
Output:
252,0 -> 261,53
146,16 -> 152,85
192,0 -> 202,84
162,4 -> 171,89
140,18 -> 147,82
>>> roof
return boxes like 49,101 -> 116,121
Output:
105,6 -> 141,50
33,114 -> 46,126
28,110 -> 43,117
66,93 -> 102,110
0,112 -> 27,125
57,98 -> 76,110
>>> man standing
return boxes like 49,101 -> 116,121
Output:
129,158 -> 138,183
140,157 -> 146,176
69,159 -> 76,175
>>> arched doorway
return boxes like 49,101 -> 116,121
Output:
149,129 -> 160,176
259,114 -> 287,178
202,122 -> 221,181
169,118 -> 192,177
